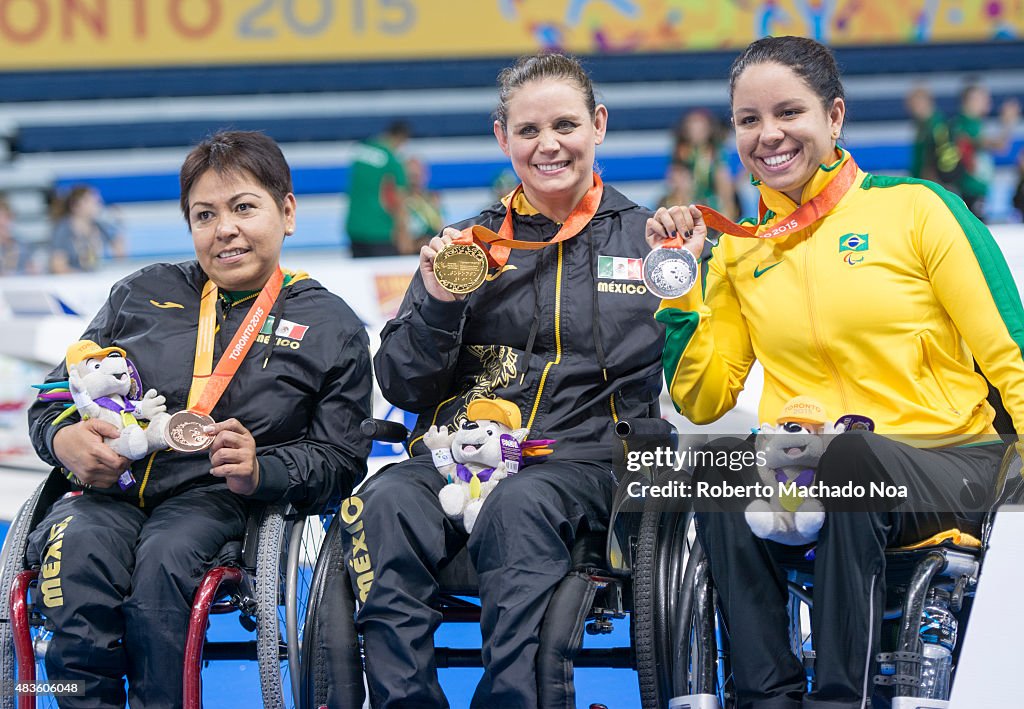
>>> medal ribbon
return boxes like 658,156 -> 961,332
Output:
696,156 -> 858,240
454,173 -> 605,268
186,267 -> 284,416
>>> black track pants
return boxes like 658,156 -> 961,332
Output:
342,455 -> 615,708
692,432 -> 1004,709
26,485 -> 247,709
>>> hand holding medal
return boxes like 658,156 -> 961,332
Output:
422,228 -> 478,301
644,204 -> 705,298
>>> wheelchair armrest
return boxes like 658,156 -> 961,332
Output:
360,418 -> 410,443
614,418 -> 677,448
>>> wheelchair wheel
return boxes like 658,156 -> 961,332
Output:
299,513 -> 364,709
253,504 -> 334,709
633,505 -> 693,709
0,481 -> 47,707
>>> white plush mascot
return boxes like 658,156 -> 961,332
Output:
746,396 -> 845,545
64,340 -> 171,460
423,398 -> 530,534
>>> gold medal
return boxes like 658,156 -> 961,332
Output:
433,242 -> 488,294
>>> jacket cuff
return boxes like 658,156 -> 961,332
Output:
43,419 -> 77,468
417,294 -> 468,330
249,455 -> 289,502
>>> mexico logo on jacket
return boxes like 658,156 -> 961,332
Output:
597,254 -> 648,295
258,316 -> 310,348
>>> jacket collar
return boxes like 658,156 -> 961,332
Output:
756,147 -> 852,225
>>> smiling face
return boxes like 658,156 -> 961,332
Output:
493,78 -> 607,222
188,169 -> 295,291
731,62 -> 845,204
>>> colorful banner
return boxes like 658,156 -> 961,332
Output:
0,0 -> 1019,71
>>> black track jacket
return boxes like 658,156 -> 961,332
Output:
28,261 -> 371,512
375,185 -> 665,462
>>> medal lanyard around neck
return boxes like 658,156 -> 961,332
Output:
696,157 -> 858,240
453,173 -> 604,268
186,267 -> 284,414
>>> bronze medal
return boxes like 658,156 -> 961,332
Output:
433,242 -> 488,294
643,247 -> 699,298
165,410 -> 215,452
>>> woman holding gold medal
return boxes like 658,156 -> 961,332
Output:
25,131 -> 372,708
344,54 -> 665,707
648,37 -> 1024,708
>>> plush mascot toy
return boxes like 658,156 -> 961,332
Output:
745,396 -> 845,545
36,340 -> 171,464
423,398 -> 552,534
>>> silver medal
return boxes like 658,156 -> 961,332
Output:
643,247 -> 698,298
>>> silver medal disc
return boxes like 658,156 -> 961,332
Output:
165,411 -> 215,452
643,247 -> 699,298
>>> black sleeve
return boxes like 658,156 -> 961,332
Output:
27,278 -> 130,467
250,326 -> 373,513
373,269 -> 470,412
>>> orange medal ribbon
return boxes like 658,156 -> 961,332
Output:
455,173 -> 605,268
187,267 -> 284,417
695,156 -> 858,239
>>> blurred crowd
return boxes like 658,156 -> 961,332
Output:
0,184 -> 125,276
1,79 -> 1021,273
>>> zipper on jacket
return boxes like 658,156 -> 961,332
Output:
137,450 -> 159,508
526,242 -> 564,430
609,392 -> 627,457
804,228 -> 850,412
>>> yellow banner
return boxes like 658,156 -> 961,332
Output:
0,0 -> 1019,71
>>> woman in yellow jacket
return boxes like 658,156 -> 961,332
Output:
647,36 -> 1024,709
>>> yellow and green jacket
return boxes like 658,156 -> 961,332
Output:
657,149 -> 1024,447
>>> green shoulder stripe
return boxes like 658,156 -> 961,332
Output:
655,308 -> 700,410
861,174 -> 1024,359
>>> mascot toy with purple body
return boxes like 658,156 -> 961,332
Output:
423,398 -> 552,534
745,396 -> 846,545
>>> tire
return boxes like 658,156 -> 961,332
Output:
634,505 -> 694,709
300,514 -> 363,709
0,481 -> 47,708
255,504 -> 287,708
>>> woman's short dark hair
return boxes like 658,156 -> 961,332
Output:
728,36 -> 845,112
179,130 -> 292,225
494,53 -> 597,131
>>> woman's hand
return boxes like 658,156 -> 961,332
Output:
205,418 -> 260,496
52,420 -> 132,488
645,204 -> 707,262
420,227 -> 468,303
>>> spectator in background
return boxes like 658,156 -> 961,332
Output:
345,120 -> 411,257
50,184 -> 125,273
905,84 -> 950,183
948,81 -> 1020,220
671,108 -> 737,218
403,157 -> 444,252
0,194 -> 21,274
657,160 -> 694,209
1013,148 -> 1024,221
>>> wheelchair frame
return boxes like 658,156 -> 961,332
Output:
662,445 -> 1023,709
296,416 -> 683,709
0,473 -> 330,709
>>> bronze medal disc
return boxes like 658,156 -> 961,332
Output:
643,247 -> 699,298
165,411 -> 215,452
433,242 -> 488,294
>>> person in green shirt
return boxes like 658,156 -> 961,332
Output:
948,82 -> 1020,220
905,85 -> 949,183
344,121 -> 411,257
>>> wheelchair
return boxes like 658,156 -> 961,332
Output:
296,416 -> 690,708
656,442 -> 1023,709
0,470 -> 332,709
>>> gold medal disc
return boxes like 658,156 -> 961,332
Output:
433,243 -> 488,294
